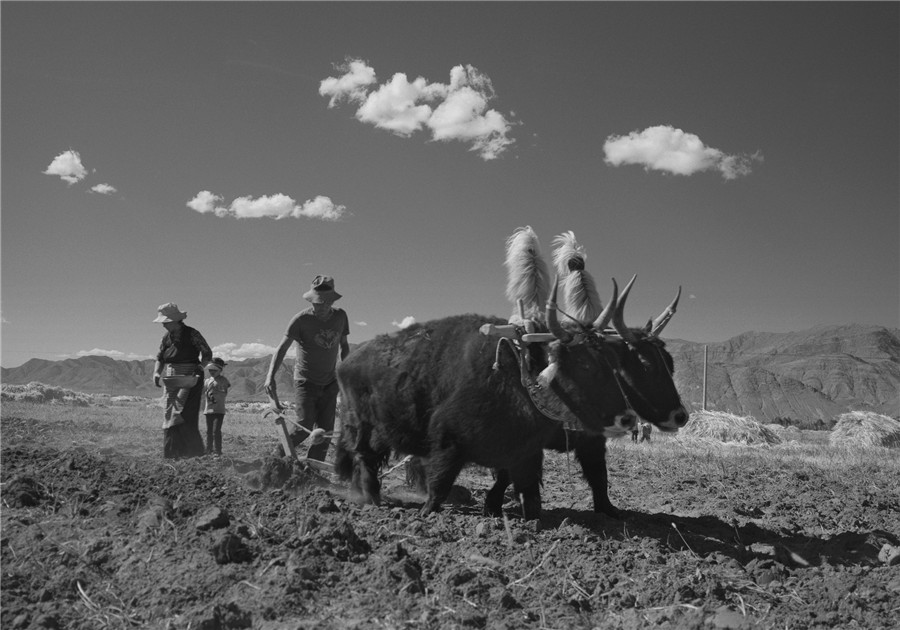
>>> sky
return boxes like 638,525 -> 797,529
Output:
2,1 -> 898,368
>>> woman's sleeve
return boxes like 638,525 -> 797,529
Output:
192,329 -> 213,364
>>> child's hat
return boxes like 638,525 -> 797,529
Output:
206,357 -> 227,371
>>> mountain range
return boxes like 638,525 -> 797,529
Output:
3,324 -> 897,425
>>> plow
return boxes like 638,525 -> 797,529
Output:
260,406 -> 414,482
261,406 -> 338,474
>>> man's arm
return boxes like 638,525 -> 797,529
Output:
340,335 -> 350,361
265,336 -> 293,409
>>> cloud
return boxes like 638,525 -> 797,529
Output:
187,191 -> 349,221
603,125 -> 762,180
355,73 -> 437,136
90,183 -> 117,195
211,342 -> 283,362
354,321 -> 368,327
75,348 -> 153,361
392,316 -> 416,329
43,150 -> 88,184
319,58 -> 377,107
321,59 -> 516,160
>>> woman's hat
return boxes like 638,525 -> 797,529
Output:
153,302 -> 187,323
205,357 -> 227,372
302,275 -> 342,304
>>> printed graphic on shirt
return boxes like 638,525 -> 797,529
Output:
315,328 -> 341,349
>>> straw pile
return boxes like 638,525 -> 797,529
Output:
1,382 -> 94,406
681,410 -> 782,445
829,411 -> 900,449
765,423 -> 801,434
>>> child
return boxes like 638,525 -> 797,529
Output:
202,358 -> 231,456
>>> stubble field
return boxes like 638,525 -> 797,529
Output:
2,399 -> 899,629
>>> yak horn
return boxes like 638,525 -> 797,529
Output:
592,278 -> 618,332
612,274 -> 639,345
649,286 -> 682,337
545,276 -> 572,342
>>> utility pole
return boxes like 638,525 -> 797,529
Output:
702,345 -> 708,411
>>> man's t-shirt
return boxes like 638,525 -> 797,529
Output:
286,307 -> 350,385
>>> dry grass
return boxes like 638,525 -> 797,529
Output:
829,411 -> 900,449
678,410 -> 781,446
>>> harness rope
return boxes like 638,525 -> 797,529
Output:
492,337 -> 583,432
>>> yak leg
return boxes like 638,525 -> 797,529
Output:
348,422 -> 382,506
405,456 -> 429,495
420,445 -> 465,516
484,469 -> 511,517
352,452 -> 381,506
509,452 -> 544,521
574,437 -> 622,519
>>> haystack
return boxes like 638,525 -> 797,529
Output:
829,412 -> 900,449
0,382 -> 93,406
681,411 -> 781,445
765,423 -> 801,434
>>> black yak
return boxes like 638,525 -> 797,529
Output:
334,293 -> 638,520
334,227 -> 687,521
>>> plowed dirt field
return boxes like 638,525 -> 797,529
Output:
2,402 -> 899,629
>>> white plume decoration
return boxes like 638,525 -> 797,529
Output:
505,226 -> 550,321
551,231 -> 602,324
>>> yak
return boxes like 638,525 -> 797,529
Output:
483,275 -> 687,519
334,286 -> 639,520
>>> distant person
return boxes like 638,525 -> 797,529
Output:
203,357 -> 231,457
639,420 -> 652,443
265,275 -> 350,463
152,302 -> 212,459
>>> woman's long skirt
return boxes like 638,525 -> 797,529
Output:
163,378 -> 206,459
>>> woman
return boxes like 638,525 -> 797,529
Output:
152,302 -> 212,459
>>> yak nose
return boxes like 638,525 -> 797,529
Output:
670,407 -> 689,428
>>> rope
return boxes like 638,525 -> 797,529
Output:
492,337 -> 582,432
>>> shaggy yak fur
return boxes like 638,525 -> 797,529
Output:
334,314 -> 635,520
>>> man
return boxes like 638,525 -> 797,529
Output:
265,275 -> 350,461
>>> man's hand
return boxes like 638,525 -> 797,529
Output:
265,380 -> 282,411
153,374 -> 161,388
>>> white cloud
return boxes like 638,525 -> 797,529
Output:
356,72 -> 437,136
321,59 -> 516,160
75,348 -> 153,361
90,183 -> 117,195
354,321 -> 368,327
211,342 -> 283,362
187,191 -> 348,221
43,150 -> 88,184
319,58 -> 378,107
603,125 -> 762,180
392,316 -> 416,329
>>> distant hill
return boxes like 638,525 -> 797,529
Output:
0,355 -> 296,401
2,325 -> 898,423
667,324 -> 899,426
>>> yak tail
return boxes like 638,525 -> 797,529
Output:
505,226 -> 551,322
552,231 -> 603,324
